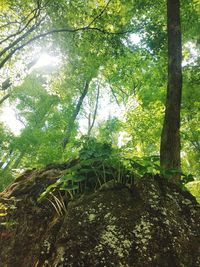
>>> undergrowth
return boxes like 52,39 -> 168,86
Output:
38,136 -> 194,209
38,136 -> 135,202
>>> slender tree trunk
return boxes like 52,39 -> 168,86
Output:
62,80 -> 90,148
160,0 -> 182,181
88,83 -> 100,136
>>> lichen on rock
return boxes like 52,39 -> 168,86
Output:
0,167 -> 199,267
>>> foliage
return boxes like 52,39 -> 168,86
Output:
0,0 -> 199,193
38,135 -> 197,203
38,137 -> 134,201
96,117 -> 122,145
185,181 -> 200,203
125,100 -> 163,157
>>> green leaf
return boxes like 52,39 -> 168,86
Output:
62,184 -> 79,191
73,176 -> 87,182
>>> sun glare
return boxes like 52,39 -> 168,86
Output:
32,53 -> 60,69
182,42 -> 199,67
122,33 -> 142,48
129,33 -> 141,45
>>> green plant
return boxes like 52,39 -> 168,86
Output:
127,155 -> 160,176
38,137 -> 135,202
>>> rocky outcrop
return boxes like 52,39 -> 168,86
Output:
0,165 -> 199,267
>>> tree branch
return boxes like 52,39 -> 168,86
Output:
0,93 -> 10,105
0,25 -> 129,70
0,55 -> 40,93
0,21 -> 20,30
87,0 -> 112,27
0,13 -> 45,59
0,6 -> 40,46
110,85 -> 120,106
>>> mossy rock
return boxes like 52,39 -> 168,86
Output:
0,165 -> 199,267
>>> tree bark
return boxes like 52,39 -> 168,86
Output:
160,0 -> 182,181
88,83 -> 100,136
62,80 -> 90,148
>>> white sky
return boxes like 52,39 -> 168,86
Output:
0,105 -> 24,135
129,33 -> 141,45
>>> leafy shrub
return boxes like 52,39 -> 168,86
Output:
38,136 -> 134,201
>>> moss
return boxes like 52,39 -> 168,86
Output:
133,215 -> 152,254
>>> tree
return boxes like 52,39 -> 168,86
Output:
0,0 -> 199,186
160,0 -> 182,181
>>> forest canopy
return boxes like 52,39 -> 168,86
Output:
0,0 -> 199,190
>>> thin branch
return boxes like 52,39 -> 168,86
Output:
0,8 -> 40,46
0,13 -> 45,58
118,86 -> 129,97
0,26 -> 129,69
72,81 -> 90,121
0,21 -> 20,30
0,0 -> 126,69
131,80 -> 141,96
0,17 -> 46,69
87,0 -> 112,27
110,85 -> 120,106
0,93 -> 10,105
0,56 -> 40,93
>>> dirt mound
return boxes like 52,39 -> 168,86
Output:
0,165 -> 199,267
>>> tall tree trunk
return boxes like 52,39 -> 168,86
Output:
88,83 -> 100,136
62,80 -> 91,148
160,0 -> 182,181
